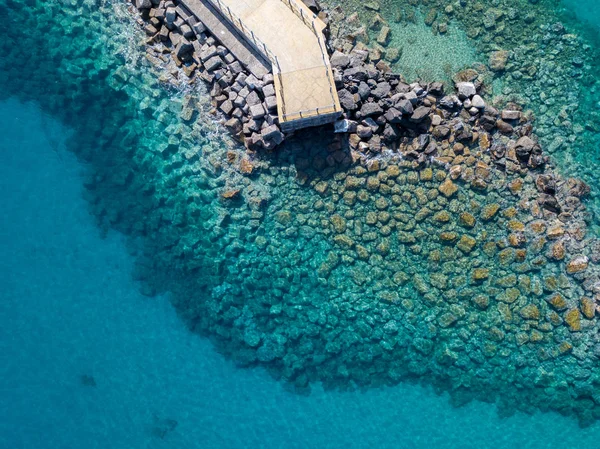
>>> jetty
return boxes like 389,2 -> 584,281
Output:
177,0 -> 342,132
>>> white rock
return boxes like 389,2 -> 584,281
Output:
456,82 -> 476,100
472,95 -> 485,109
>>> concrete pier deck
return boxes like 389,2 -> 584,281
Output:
182,0 -> 342,131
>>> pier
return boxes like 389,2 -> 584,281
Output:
179,0 -> 342,131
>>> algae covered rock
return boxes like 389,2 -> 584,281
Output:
547,293 -> 568,311
519,304 -> 540,320
330,214 -> 347,233
457,235 -> 477,253
564,309 -> 581,331
489,50 -> 509,71
580,297 -> 595,319
481,203 -> 500,221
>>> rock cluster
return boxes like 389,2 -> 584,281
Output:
136,0 -> 285,150
128,0 -> 600,426
320,0 -> 600,213
9,0 -> 600,430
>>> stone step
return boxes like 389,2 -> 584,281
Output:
178,0 -> 271,79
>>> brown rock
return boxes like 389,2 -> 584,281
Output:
507,220 -> 525,231
580,297 -> 595,319
473,294 -> 489,309
222,189 -> 241,199
547,225 -> 565,240
550,241 -> 566,260
438,178 -> 458,197
566,255 -> 589,274
457,235 -> 477,253
440,231 -> 458,242
529,221 -> 547,234
489,50 -> 509,71
498,248 -> 515,265
481,203 -> 500,221
420,167 -> 433,181
547,293 -> 567,311
314,181 -> 328,195
459,212 -> 476,228
472,268 -> 490,281
519,304 -> 540,320
433,211 -> 451,223
565,309 -> 581,331
240,158 -> 255,175
508,178 -> 523,194
330,214 -> 347,233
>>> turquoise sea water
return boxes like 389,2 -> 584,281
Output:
4,98 -> 600,449
3,0 -> 600,447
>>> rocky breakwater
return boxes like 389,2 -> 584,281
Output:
126,0 -> 600,427
325,27 -> 593,243
133,0 -> 285,151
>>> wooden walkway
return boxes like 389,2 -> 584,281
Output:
192,0 -> 342,131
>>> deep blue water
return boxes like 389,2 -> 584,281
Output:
3,98 -> 600,448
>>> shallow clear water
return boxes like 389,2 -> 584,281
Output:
3,0 -> 600,446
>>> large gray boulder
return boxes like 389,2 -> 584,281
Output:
456,82 -> 476,100
330,51 -> 350,69
136,0 -> 152,9
360,102 -> 383,117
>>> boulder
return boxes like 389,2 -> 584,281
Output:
360,102 -> 383,117
515,136 -> 536,158
371,81 -> 392,99
395,98 -> 414,115
429,82 -> 444,96
330,51 -> 350,68
264,96 -> 278,111
538,194 -> 561,213
383,123 -> 399,141
344,66 -> 369,82
471,95 -> 485,109
204,55 -> 222,71
439,95 -> 459,110
334,119 -> 357,133
338,89 -> 358,110
410,106 -> 430,122
175,39 -> 194,60
384,108 -> 402,124
357,82 -> 371,100
262,83 -> 276,97
456,82 -> 476,100
489,50 -> 509,71
301,0 -> 321,14
250,103 -> 266,120
377,26 -> 391,45
165,7 -> 177,26
496,120 -> 514,135
225,118 -> 242,134
502,110 -> 521,121
357,125 -> 373,139
246,91 -> 261,106
262,124 -> 284,145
